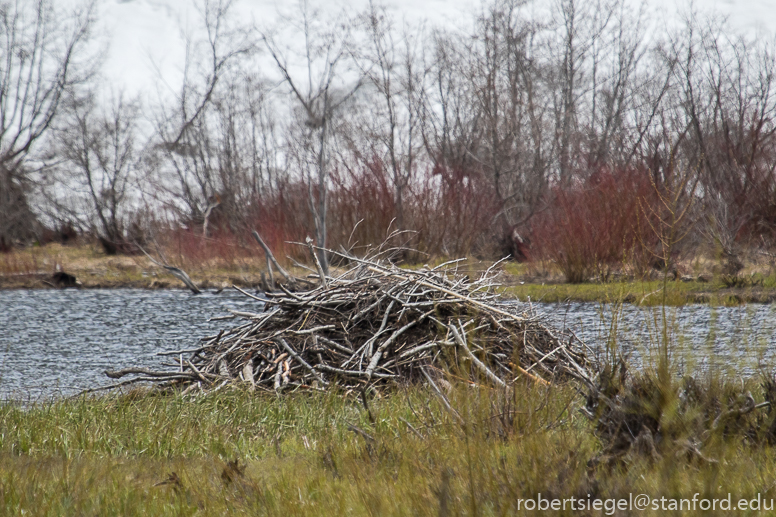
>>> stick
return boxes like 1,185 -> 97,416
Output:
104,368 -> 197,380
277,338 -> 328,385
252,230 -> 296,287
366,311 -> 431,380
137,244 -> 201,294
163,265 -> 201,294
306,236 -> 328,288
315,364 -> 396,379
448,324 -> 507,389
366,266 -> 525,323
266,254 -> 276,290
421,368 -> 464,426
347,424 -> 375,442
399,417 -> 424,439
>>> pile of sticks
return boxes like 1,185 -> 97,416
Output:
105,250 -> 594,394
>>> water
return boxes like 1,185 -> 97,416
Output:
0,288 -> 262,400
2,289 -> 776,399
531,301 -> 776,376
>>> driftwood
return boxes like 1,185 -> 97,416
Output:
106,247 -> 594,394
137,244 -> 201,294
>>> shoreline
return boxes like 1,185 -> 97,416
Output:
0,272 -> 257,291
2,242 -> 776,305
3,272 -> 776,306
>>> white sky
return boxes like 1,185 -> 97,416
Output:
75,0 -> 776,100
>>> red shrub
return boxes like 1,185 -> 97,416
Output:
409,165 -> 502,257
153,158 -> 514,267
244,181 -> 312,263
530,167 -> 659,282
328,157 -> 398,253
159,227 -> 246,270
327,158 -> 502,260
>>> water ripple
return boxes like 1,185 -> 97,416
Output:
3,290 -> 776,400
0,289 -> 262,400
529,301 -> 776,375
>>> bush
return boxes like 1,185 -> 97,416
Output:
530,167 -> 659,283
328,157 -> 398,255
326,159 -> 503,260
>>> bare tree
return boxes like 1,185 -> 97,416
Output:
586,0 -> 649,166
548,0 -> 617,183
56,91 -> 140,254
0,0 -> 96,249
351,3 -> 426,233
263,1 -> 362,272
699,30 -> 776,262
652,13 -> 776,264
422,30 -> 481,181
466,0 -> 548,228
152,0 -> 254,229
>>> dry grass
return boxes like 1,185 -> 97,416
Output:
3,241 -> 776,307
0,241 -> 281,290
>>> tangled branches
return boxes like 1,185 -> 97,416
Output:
105,250 -> 593,394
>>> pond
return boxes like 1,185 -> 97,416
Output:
2,289 -> 775,399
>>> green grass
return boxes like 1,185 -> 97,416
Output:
0,383 -> 583,515
501,279 -> 706,305
5,250 -> 776,514
4,375 -> 776,516
502,277 -> 776,305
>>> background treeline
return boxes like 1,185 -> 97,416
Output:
2,0 -> 776,280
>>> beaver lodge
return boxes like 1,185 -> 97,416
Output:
105,247 -> 594,394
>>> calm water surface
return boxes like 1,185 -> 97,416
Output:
2,289 -> 776,399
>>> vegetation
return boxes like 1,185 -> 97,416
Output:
4,240 -> 776,308
3,0 -> 776,507
3,225 -> 776,515
502,275 -> 776,306
3,365 -> 776,516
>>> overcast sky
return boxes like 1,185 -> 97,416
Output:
85,0 -> 776,100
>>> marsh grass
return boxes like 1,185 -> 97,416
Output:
4,365 -> 776,516
576,283 -> 776,501
0,383 -> 587,515
5,245 -> 776,514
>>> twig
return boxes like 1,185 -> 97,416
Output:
306,236 -> 328,288
449,324 -> 506,389
277,338 -> 328,385
136,244 -> 201,294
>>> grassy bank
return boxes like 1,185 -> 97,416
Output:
502,277 -> 776,305
3,242 -> 776,305
3,375 -> 776,516
0,242 -> 274,290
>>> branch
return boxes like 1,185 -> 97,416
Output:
136,243 -> 201,294
251,230 -> 297,288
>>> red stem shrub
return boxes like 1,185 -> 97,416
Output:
530,167 -> 659,283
